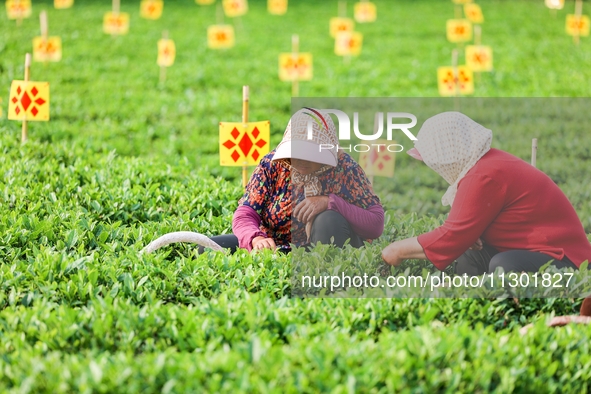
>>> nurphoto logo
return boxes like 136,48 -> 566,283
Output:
303,107 -> 418,153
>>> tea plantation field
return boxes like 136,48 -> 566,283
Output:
1,0 -> 591,392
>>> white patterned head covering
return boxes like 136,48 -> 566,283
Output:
414,112 -> 492,206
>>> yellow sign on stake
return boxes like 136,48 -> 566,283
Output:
268,0 -> 287,15
447,19 -> 473,42
437,66 -> 474,96
358,140 -> 396,178
54,0 -> 73,9
157,39 -> 176,67
208,25 -> 235,49
103,12 -> 129,35
464,3 -> 483,24
140,0 -> 163,20
278,53 -> 313,81
219,121 -> 270,167
566,14 -> 590,36
330,17 -> 354,38
335,31 -> 363,56
354,1 -> 376,23
33,37 -> 62,62
465,45 -> 493,72
222,0 -> 247,17
6,0 -> 31,19
8,81 -> 50,121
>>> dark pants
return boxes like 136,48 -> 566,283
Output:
308,210 -> 364,248
199,210 -> 363,253
456,243 -> 577,275
198,234 -> 241,254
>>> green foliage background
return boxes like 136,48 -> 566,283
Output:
1,0 -> 591,392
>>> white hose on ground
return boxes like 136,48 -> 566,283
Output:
141,231 -> 224,254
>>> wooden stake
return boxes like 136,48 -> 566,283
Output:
574,0 -> 583,45
474,25 -> 481,84
40,11 -> 49,65
16,3 -> 23,26
575,0 -> 583,17
24,53 -> 31,81
22,53 -> 31,144
40,11 -> 48,39
367,112 -> 381,186
344,53 -> 352,65
339,1 -> 346,17
242,86 -> 249,188
531,138 -> 538,167
111,0 -> 120,38
452,49 -> 460,110
242,86 -> 249,125
454,6 -> 466,52
217,2 -> 224,24
159,30 -> 168,85
235,14 -> 245,34
338,2 -> 350,63
159,66 -> 166,86
291,34 -> 299,97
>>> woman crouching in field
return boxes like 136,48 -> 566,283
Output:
209,108 -> 384,253
381,111 -> 591,273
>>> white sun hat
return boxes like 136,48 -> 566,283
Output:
272,108 -> 339,167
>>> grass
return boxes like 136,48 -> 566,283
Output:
1,0 -> 591,392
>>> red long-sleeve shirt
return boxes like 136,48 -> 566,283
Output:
417,149 -> 591,270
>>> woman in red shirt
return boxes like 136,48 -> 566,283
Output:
381,112 -> 591,274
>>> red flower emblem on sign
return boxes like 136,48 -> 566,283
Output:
11,85 -> 46,117
222,127 -> 267,163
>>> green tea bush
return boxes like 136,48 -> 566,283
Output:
1,0 -> 591,391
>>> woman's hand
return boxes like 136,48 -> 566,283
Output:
382,237 -> 427,266
469,238 -> 483,251
381,243 -> 405,266
293,196 -> 329,224
251,236 -> 276,250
